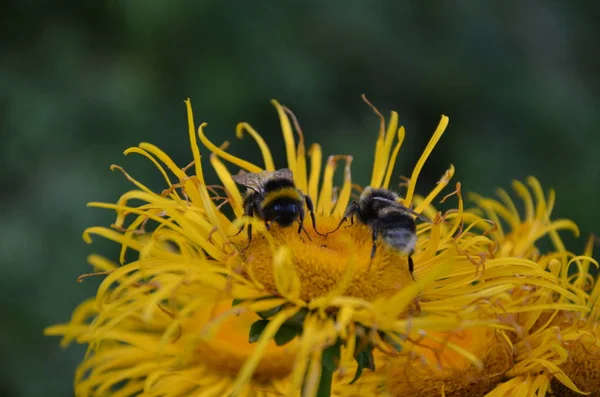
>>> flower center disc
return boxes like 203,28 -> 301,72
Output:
183,300 -> 296,381
234,217 -> 415,302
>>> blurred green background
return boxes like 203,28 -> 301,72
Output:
2,2 -> 599,396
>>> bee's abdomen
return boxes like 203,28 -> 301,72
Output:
376,214 -> 417,253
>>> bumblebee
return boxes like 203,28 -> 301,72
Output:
232,168 -> 321,246
328,187 -> 430,274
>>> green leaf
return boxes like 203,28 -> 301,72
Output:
315,361 -> 334,397
321,340 -> 342,371
249,319 -> 269,343
383,332 -> 404,353
232,298 -> 245,307
257,304 -> 284,319
273,323 -> 300,346
349,344 -> 375,385
285,308 -> 308,327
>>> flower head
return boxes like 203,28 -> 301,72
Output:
46,97 -> 598,397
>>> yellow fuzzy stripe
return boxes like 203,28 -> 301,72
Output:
260,187 -> 303,209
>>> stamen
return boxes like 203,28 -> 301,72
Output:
362,94 -> 387,188
110,165 -> 153,194
414,165 -> 455,214
77,271 -> 113,283
181,160 -> 195,173
398,175 -> 411,190
137,142 -> 203,205
209,153 -> 244,218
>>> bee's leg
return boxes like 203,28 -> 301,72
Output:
239,200 -> 254,252
368,227 -> 379,270
231,223 -> 245,237
297,209 -> 312,242
370,227 -> 378,259
344,215 -> 355,228
231,197 -> 252,237
243,223 -> 253,252
304,195 -> 325,236
326,200 -> 359,236
408,254 -> 415,279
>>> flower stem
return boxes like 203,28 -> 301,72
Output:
315,362 -> 333,397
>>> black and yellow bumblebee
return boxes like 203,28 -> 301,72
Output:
327,187 -> 430,275
232,168 -> 322,246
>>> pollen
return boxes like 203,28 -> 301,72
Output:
234,217 -> 415,303
45,97 -> 598,397
185,300 -> 296,381
385,328 -> 512,397
555,337 -> 600,396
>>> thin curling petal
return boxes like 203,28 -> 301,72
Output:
283,105 -> 309,193
236,122 -> 276,172
317,155 -> 337,215
333,156 -> 353,217
404,115 -> 449,207
123,147 -> 175,192
381,126 -> 405,189
362,94 -> 388,188
185,99 -> 205,185
46,98 -> 595,397
198,124 -> 262,173
271,99 -> 297,176
307,143 -> 322,205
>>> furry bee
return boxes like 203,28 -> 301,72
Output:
328,187 -> 430,274
232,168 -> 322,246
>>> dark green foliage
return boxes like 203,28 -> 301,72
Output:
249,319 -> 269,343
273,323 -> 301,346
349,343 -> 376,385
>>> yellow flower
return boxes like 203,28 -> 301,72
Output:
45,97 -> 596,397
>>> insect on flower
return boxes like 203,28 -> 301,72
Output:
232,168 -> 323,247
327,186 -> 431,274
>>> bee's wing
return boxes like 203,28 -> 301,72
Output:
269,168 -> 294,182
372,196 -> 403,207
232,168 -> 295,193
231,170 -> 264,192
372,197 -> 432,223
